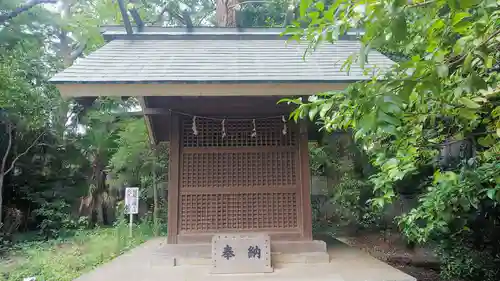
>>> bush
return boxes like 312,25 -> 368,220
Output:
438,241 -> 500,281
33,200 -> 76,239
1,220 -> 156,281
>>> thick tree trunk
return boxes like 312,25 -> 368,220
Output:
215,0 -> 238,27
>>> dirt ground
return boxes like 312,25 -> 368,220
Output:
337,231 -> 441,281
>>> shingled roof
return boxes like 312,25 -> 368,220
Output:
50,27 -> 394,85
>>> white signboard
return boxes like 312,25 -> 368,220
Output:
211,233 -> 272,274
125,187 -> 139,214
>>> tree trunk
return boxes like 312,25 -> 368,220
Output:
95,195 -> 104,225
90,156 -> 108,225
216,0 -> 237,27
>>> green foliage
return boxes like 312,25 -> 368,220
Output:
309,133 -> 380,230
109,118 -> 168,194
288,0 -> 500,279
400,161 -> 500,243
238,0 -> 288,27
0,222 -> 156,281
286,0 -> 500,230
33,200 -> 76,239
438,238 -> 500,281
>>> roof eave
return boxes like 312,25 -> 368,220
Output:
49,79 -> 365,85
53,82 -> 353,99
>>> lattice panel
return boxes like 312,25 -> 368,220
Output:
182,117 -> 296,147
181,151 -> 296,189
179,192 -> 298,231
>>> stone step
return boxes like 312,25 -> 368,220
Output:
175,252 -> 330,266
159,240 -> 327,257
151,239 -> 330,266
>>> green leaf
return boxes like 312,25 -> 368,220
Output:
359,113 -> 376,131
378,111 -> 401,126
486,55 -> 495,69
380,124 -> 397,134
463,53 -> 473,72
374,197 -> 385,208
453,20 -> 471,34
400,81 -> 416,101
315,1 -> 324,11
319,101 -> 333,118
300,0 -> 312,18
392,15 -> 407,42
459,0 -> 480,8
324,6 -> 335,21
452,12 -> 471,26
459,97 -> 481,109
380,102 -> 401,114
309,11 -> 319,20
436,64 -> 449,78
497,128 -> 500,138
478,135 -> 495,147
458,108 -> 478,120
308,106 -> 319,121
453,36 -> 472,54
447,0 -> 457,9
278,97 -> 302,105
487,189 -> 496,200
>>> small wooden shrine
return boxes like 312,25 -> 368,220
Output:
50,26 -> 393,245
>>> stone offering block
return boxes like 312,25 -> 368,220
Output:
211,233 -> 273,274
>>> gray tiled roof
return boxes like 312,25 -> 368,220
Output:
50,39 -> 394,84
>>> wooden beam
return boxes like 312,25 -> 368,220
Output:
117,0 -> 133,35
167,113 -> 181,244
138,97 -> 157,144
56,83 -> 350,98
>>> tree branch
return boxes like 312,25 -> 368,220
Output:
1,124 -> 13,175
152,5 -> 189,26
128,0 -> 144,31
0,0 -> 58,24
4,132 -> 45,175
69,42 -> 87,61
407,0 -> 437,8
154,6 -> 169,25
182,10 -> 193,30
197,9 -> 216,26
117,0 -> 133,34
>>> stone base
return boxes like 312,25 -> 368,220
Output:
157,240 -> 330,266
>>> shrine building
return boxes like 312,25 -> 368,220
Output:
50,26 -> 393,252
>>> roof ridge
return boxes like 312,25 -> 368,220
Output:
101,26 -> 364,41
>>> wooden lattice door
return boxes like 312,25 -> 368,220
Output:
169,115 -> 310,243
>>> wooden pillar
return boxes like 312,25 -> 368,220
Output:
167,113 -> 180,244
299,120 -> 313,240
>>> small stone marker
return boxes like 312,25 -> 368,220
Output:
211,233 -> 273,274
